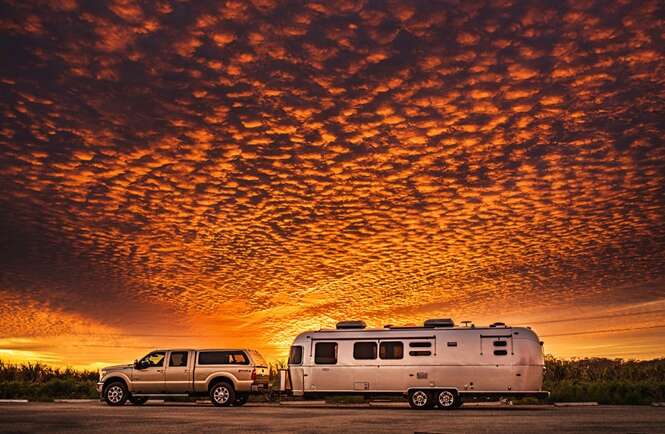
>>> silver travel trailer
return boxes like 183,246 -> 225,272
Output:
280,319 -> 548,409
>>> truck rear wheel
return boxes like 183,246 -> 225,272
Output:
408,389 -> 434,409
103,381 -> 128,406
210,382 -> 235,407
436,390 -> 461,409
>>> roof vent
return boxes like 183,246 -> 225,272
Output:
336,320 -> 366,330
489,322 -> 507,328
424,318 -> 455,328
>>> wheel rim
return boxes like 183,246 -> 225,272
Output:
438,391 -> 455,407
107,385 -> 123,403
213,385 -> 230,404
412,391 -> 429,407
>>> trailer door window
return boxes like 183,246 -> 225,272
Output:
289,345 -> 303,365
379,341 -> 403,359
314,342 -> 337,364
353,342 -> 377,360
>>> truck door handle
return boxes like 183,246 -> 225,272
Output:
322,368 -> 330,371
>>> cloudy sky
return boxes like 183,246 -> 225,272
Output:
0,0 -> 664,368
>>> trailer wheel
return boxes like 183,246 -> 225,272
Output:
436,390 -> 461,409
408,389 -> 434,409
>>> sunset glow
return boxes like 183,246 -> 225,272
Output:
1,0 -> 664,368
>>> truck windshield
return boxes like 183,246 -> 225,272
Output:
249,350 -> 267,367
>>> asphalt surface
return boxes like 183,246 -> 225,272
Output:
1,402 -> 664,433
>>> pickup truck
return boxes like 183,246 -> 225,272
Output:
97,348 -> 270,406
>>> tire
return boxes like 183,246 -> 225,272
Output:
234,393 -> 249,406
436,389 -> 461,410
103,381 -> 128,406
129,396 -> 148,405
408,389 -> 434,409
210,382 -> 235,407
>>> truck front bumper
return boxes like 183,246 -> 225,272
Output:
96,382 -> 104,395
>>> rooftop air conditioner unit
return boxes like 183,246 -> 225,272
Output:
424,318 -> 455,328
336,320 -> 367,330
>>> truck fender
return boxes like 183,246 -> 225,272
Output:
102,373 -> 134,393
205,373 -> 239,391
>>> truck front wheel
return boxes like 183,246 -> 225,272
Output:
103,381 -> 128,406
210,382 -> 235,407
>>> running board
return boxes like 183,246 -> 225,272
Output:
131,394 -> 189,397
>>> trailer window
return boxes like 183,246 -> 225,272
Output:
409,342 -> 431,348
379,341 -> 403,359
409,350 -> 431,356
493,341 -> 508,347
289,346 -> 303,365
494,350 -> 508,356
353,342 -> 377,360
314,342 -> 337,364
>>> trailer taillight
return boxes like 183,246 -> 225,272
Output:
251,368 -> 256,381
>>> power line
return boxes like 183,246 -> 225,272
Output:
541,324 -> 665,338
528,309 -> 665,326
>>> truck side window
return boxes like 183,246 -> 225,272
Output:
198,351 -> 249,365
141,352 -> 165,368
379,341 -> 403,360
314,342 -> 337,364
289,346 -> 303,365
169,352 -> 188,367
353,342 -> 377,360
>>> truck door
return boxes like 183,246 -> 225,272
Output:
133,351 -> 166,393
164,350 -> 193,393
288,345 -> 305,396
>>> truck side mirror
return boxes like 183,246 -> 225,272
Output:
134,359 -> 140,369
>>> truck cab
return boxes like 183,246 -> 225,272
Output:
98,348 -> 269,406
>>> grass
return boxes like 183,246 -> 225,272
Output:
0,360 -> 98,401
1,357 -> 664,404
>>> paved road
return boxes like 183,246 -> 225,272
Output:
1,402 -> 664,433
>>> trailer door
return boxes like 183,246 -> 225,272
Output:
306,341 -> 340,391
288,345 -> 305,396
479,335 -> 514,390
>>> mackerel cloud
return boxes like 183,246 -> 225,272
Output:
0,0 -> 664,354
